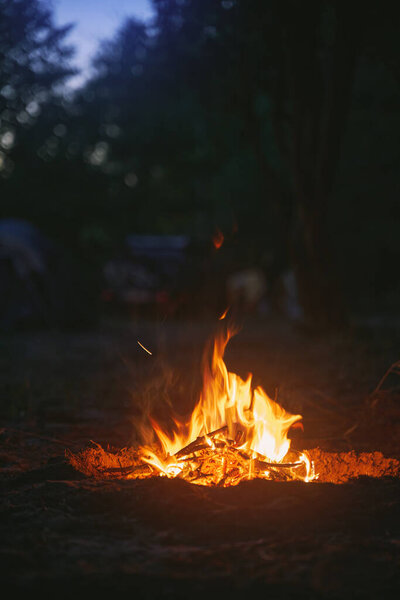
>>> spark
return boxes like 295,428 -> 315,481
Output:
219,307 -> 229,320
137,340 -> 152,355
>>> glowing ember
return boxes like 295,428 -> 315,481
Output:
212,227 -> 224,249
134,327 -> 315,485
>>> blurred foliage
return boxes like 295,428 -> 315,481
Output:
0,0 -> 399,317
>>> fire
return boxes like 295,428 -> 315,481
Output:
212,227 -> 224,249
218,307 -> 229,320
137,327 -> 315,484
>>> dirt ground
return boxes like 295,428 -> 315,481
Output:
1,315 -> 399,598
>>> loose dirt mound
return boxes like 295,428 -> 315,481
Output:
68,445 -> 400,484
308,448 -> 400,483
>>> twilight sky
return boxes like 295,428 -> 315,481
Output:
53,0 -> 154,87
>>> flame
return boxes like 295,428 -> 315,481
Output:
212,228 -> 224,249
139,327 -> 308,480
218,307 -> 229,320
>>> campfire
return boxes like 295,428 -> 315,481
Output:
133,326 -> 315,485
70,324 -> 316,486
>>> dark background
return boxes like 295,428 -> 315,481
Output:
1,4 -> 400,598
0,0 -> 399,330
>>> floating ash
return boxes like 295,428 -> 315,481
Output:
69,326 -> 317,485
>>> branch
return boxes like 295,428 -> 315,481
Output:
173,426 -> 228,459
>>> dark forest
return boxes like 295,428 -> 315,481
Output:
1,0 -> 399,329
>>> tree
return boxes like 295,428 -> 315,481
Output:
10,0 -> 391,324
0,0 -> 75,184
148,0 -> 398,327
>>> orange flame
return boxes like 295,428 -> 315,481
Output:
139,328 -> 306,479
218,307 -> 229,320
212,228 -> 224,249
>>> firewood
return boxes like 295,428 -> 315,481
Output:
173,426 -> 228,459
227,446 -> 304,470
100,463 -> 152,477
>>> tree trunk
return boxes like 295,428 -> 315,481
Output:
283,0 -> 359,328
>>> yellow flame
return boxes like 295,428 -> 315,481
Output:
139,328 -> 303,477
300,452 -> 316,482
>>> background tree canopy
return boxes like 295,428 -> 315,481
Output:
0,0 -> 399,325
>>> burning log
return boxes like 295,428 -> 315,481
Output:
173,426 -> 228,458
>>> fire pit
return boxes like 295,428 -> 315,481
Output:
4,322 -> 399,599
70,324 -> 316,485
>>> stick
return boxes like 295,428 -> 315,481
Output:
171,440 -> 227,460
228,446 -> 305,470
173,426 -> 228,458
100,463 -> 152,476
371,359 -> 400,397
254,458 -> 304,470
217,449 -> 228,486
